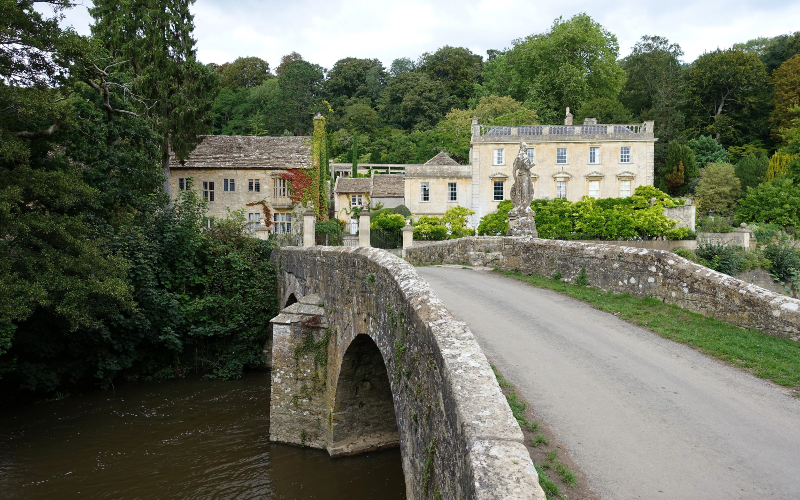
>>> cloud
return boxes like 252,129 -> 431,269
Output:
53,0 -> 800,69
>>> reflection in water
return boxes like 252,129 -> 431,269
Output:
0,372 -> 406,499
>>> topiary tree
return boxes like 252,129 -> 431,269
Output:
392,205 -> 412,217
695,162 -> 741,216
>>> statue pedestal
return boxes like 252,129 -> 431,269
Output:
507,207 -> 538,237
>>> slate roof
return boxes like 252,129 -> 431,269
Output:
334,177 -> 371,194
170,135 -> 312,170
370,175 -> 404,198
423,151 -> 460,166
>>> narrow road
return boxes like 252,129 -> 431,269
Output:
417,266 -> 800,500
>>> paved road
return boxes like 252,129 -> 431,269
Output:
417,266 -> 800,500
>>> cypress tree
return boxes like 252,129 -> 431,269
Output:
351,133 -> 359,178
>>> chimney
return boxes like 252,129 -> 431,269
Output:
564,107 -> 573,126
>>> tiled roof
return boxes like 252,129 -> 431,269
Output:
170,135 -> 312,170
334,177 -> 371,194
423,151 -> 460,166
370,175 -> 404,198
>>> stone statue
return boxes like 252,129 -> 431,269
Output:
507,142 -> 538,237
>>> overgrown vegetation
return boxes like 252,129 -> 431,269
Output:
498,270 -> 800,390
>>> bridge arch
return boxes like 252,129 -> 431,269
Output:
268,247 -> 544,500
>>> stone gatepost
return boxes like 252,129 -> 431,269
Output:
402,222 -> 413,258
358,212 -> 371,247
269,294 -> 331,450
303,209 -> 316,247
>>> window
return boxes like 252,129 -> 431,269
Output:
204,218 -> 214,229
527,148 -> 535,164
420,182 -> 430,202
273,212 -> 292,234
273,178 -> 287,198
620,180 -> 631,197
223,178 -> 235,191
557,148 -> 567,164
556,180 -> 567,199
493,181 -> 504,201
202,181 -> 215,201
351,194 -> 363,206
248,178 -> 261,192
589,147 -> 599,164
620,147 -> 631,163
178,178 -> 187,191
494,148 -> 504,165
247,212 -> 261,232
588,180 -> 600,198
448,182 -> 457,202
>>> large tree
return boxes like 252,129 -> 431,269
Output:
216,56 -> 271,89
684,48 -> 769,147
325,57 -> 385,109
507,13 -> 625,124
90,0 -> 218,196
379,72 -> 455,131
770,55 -> 800,138
277,59 -> 326,135
417,46 -> 483,108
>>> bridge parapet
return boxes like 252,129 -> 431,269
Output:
405,237 -> 800,340
269,246 -> 545,499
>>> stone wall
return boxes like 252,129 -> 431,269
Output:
663,204 -> 696,230
270,246 -> 545,500
405,237 -> 800,340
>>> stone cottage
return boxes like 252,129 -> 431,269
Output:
169,135 -> 311,233
333,174 -> 404,223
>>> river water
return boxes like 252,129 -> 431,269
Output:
0,371 -> 406,499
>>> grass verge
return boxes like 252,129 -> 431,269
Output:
491,365 -> 588,500
497,269 -> 800,392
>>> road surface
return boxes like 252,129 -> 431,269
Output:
417,266 -> 800,500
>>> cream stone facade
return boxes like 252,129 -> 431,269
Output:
169,135 -> 311,234
333,175 -> 404,223
403,115 -> 657,226
404,152 -> 472,217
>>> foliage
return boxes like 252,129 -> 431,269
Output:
697,217 -> 735,233
379,72 -> 455,131
315,219 -> 341,236
90,0 -> 219,187
770,55 -> 800,137
412,216 -> 448,241
694,163 -> 741,216
574,97 -> 632,124
477,200 -> 513,236
507,13 -> 626,124
695,241 -> 744,275
735,177 -> 800,228
765,152 -> 796,181
275,51 -> 303,77
751,223 -> 785,245
309,114 -> 329,220
687,135 -> 730,167
442,206 -> 476,238
325,57 -> 385,109
665,227 -> 696,240
277,60 -> 326,136
764,235 -> 800,282
661,141 -> 698,194
417,46 -> 483,108
393,205 -> 412,217
279,169 -> 313,205
684,48 -> 770,147
734,154 -> 769,192
371,212 -> 406,231
216,56 -> 271,89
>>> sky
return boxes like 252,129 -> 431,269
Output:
56,0 -> 800,70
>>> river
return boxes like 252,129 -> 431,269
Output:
0,371 -> 406,499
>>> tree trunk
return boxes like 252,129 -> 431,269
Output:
162,149 -> 172,198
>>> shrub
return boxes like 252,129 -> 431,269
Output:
672,247 -> 702,264
477,200 -> 513,236
735,177 -> 800,228
734,154 -> 769,192
695,241 -> 744,275
764,235 -> 800,282
697,217 -> 735,233
735,247 -> 771,272
751,223 -> 784,245
414,223 -> 448,240
393,204 -> 412,217
371,212 -> 406,231
315,219 -> 341,235
694,162 -> 741,216
665,227 -> 696,240
442,205 -> 476,239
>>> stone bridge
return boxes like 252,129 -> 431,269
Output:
268,246 -> 545,500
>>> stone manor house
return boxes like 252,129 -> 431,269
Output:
173,110 -> 656,231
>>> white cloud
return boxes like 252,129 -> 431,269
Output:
53,0 -> 800,69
